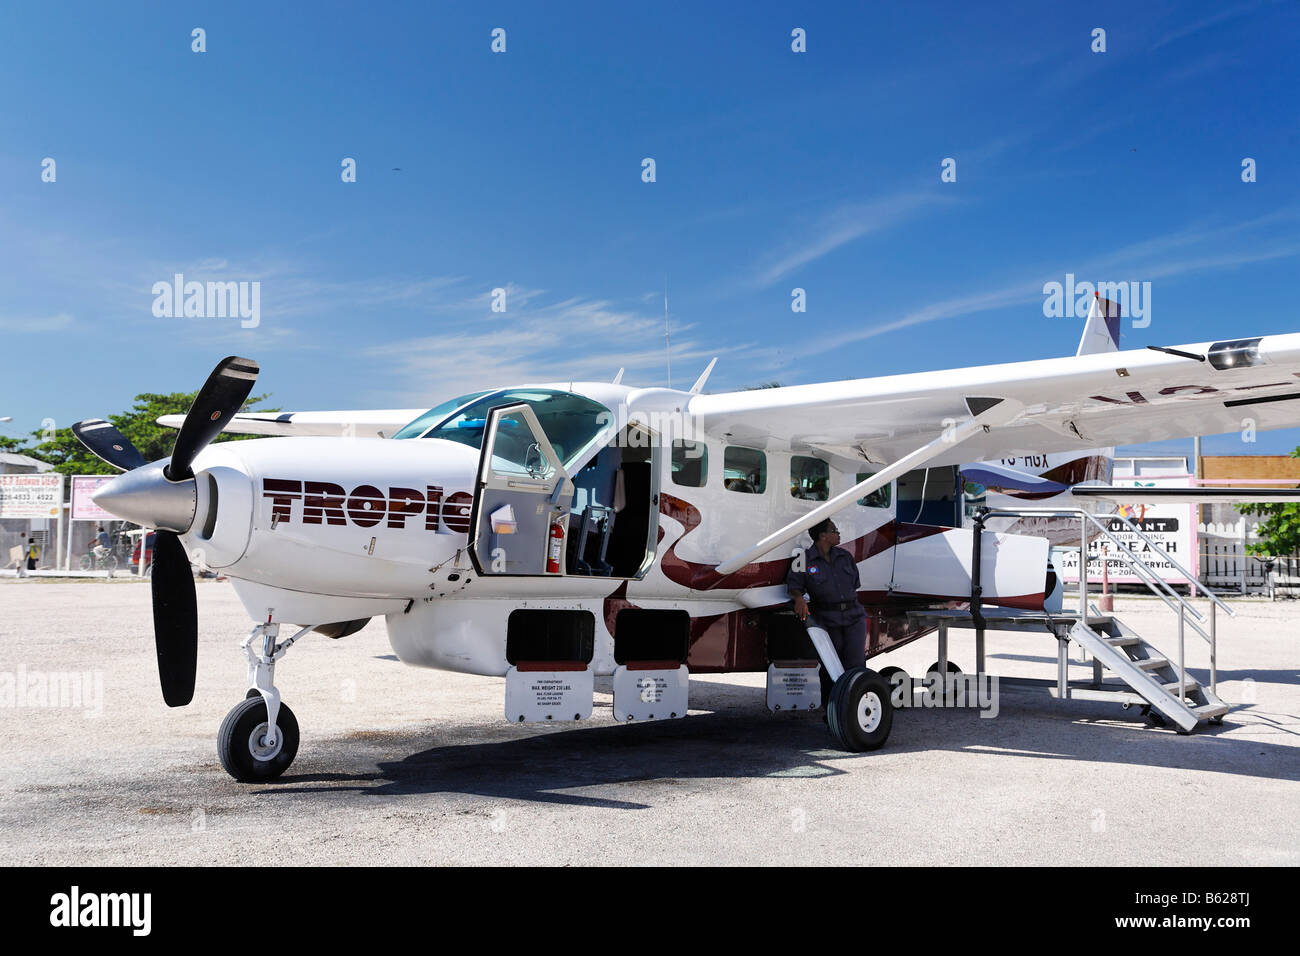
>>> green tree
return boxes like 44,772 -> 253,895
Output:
23,391 -> 273,480
1237,447 -> 1300,556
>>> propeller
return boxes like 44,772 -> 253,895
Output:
72,356 -> 260,707
70,420 -> 147,472
166,357 -> 260,481
151,530 -> 199,706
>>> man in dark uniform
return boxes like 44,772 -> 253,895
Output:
786,517 -> 867,701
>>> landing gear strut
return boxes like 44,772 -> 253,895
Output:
217,617 -> 311,782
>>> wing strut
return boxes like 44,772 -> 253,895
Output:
713,397 -> 1023,575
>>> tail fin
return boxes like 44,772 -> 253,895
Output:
1076,292 -> 1122,356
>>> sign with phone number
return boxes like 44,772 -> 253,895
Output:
0,473 -> 64,519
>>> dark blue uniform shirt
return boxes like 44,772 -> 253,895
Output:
786,545 -> 867,625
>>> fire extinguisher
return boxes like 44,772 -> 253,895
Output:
546,518 -> 565,574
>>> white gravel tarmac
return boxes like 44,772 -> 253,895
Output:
1,580 -> 1296,866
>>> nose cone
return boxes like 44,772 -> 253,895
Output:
92,459 -> 197,533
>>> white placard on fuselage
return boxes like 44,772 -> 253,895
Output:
505,665 -> 594,723
612,664 -> 688,722
767,663 -> 822,712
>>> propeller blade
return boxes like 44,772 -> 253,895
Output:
150,530 -> 198,707
166,356 -> 260,480
71,420 -> 147,472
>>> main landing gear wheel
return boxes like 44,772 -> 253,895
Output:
218,696 -> 299,782
927,660 -> 962,705
877,665 -> 911,706
827,667 -> 894,752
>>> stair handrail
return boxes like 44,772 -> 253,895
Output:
1099,512 -> 1236,620
975,507 -> 1215,628
972,506 -> 1225,694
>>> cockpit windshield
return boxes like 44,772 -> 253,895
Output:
393,388 -> 612,471
391,391 -> 491,440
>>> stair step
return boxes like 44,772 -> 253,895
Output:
1135,657 -> 1169,671
1193,703 -> 1230,718
1104,636 -> 1142,647
1162,679 -> 1199,694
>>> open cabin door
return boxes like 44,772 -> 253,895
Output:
468,403 -> 574,576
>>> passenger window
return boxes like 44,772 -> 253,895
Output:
791,456 -> 829,501
856,472 -> 892,509
723,447 -> 766,494
671,440 -> 707,487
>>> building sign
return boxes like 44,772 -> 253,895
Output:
1057,477 -> 1197,584
0,473 -> 64,519
71,475 -> 116,521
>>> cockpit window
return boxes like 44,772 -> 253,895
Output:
400,388 -> 612,471
391,391 -> 492,440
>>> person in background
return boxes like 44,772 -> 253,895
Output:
26,536 -> 39,571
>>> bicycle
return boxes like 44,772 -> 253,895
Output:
79,545 -> 119,572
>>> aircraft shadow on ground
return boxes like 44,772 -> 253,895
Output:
266,709 -> 846,807
254,677 -> 1299,804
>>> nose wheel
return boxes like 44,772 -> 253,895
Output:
218,696 -> 300,781
219,616 -> 312,782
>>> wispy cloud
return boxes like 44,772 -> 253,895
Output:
751,191 -> 952,288
766,210 -> 1300,363
0,312 -> 74,333
1150,1 -> 1264,50
361,288 -> 759,404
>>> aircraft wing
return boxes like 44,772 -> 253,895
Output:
156,409 -> 425,438
1073,486 -> 1300,504
687,333 -> 1300,467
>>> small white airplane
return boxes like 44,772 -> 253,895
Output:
71,296 -> 1300,781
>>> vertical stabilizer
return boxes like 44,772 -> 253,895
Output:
1076,292 -> 1122,355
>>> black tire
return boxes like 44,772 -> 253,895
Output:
926,660 -> 962,706
827,667 -> 893,752
218,696 -> 299,782
877,666 -> 911,708
1140,704 -> 1168,728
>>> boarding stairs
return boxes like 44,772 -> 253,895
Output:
1066,616 -> 1228,732
965,508 -> 1231,732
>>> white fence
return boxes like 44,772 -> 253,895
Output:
1198,519 -> 1300,597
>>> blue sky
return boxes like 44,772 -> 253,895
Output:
2,0 -> 1298,462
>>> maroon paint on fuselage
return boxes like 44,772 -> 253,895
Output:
598,493 -> 1042,672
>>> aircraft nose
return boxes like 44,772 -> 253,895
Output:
92,459 -> 197,533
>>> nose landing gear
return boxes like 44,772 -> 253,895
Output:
218,617 -> 311,782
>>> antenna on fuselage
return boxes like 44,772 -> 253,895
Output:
612,368 -> 625,385
664,275 -> 671,389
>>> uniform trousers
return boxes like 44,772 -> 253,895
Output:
814,613 -> 867,702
